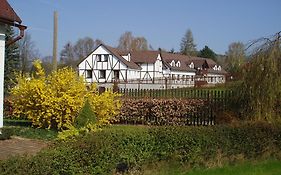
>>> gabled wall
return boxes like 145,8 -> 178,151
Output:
78,45 -> 131,83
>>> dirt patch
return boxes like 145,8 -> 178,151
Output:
0,136 -> 49,160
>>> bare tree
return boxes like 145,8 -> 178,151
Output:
225,42 -> 246,79
117,31 -> 134,51
60,37 -> 102,68
60,42 -> 75,65
18,33 -> 39,74
131,37 -> 148,51
73,37 -> 95,60
117,31 -> 149,51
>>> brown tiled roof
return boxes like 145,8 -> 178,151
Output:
0,0 -> 22,24
160,52 -> 196,72
130,50 -> 159,63
103,45 -> 141,70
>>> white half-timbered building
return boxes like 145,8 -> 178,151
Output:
78,44 -> 226,89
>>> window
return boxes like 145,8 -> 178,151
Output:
171,60 -> 175,67
189,62 -> 194,68
113,70 -> 120,80
213,65 -> 217,70
176,61 -> 181,67
86,70 -> 92,78
96,55 -> 102,62
104,54 -> 109,62
99,70 -> 106,79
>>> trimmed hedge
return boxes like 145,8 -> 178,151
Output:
0,123 -> 281,174
113,98 -> 206,125
3,119 -> 32,127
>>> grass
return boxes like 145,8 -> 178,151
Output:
141,159 -> 281,175
2,126 -> 58,140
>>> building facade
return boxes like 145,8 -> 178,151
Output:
78,44 -> 226,89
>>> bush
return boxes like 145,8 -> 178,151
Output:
0,123 -> 280,174
10,60 -> 121,131
3,98 -> 13,118
113,98 -> 205,125
0,128 -> 13,140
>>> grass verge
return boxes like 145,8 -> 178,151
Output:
1,126 -> 57,140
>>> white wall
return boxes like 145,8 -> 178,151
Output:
207,73 -> 225,84
78,45 -> 129,83
0,32 -> 5,128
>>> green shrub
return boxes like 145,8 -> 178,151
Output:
75,100 -> 97,128
0,127 -> 13,140
0,123 -> 281,174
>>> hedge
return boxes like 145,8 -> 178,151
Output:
0,123 -> 281,174
113,98 -> 206,125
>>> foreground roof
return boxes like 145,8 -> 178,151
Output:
0,0 -> 22,24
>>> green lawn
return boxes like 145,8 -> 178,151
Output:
142,159 -> 281,175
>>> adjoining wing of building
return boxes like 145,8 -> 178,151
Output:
78,44 -> 227,89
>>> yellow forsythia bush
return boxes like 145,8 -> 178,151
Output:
11,60 -> 121,130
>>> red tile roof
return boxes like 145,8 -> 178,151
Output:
160,52 -> 196,72
130,50 -> 159,63
0,0 -> 22,24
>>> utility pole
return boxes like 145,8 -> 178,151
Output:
52,11 -> 58,71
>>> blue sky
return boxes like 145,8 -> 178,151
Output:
8,0 -> 281,57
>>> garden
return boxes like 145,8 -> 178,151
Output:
0,34 -> 281,174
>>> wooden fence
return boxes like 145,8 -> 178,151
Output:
116,88 -> 234,126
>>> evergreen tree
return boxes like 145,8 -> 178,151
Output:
198,46 -> 217,62
180,29 -> 197,56
4,26 -> 20,95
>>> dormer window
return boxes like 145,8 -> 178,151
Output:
213,65 -> 217,70
189,62 -> 194,68
218,66 -> 221,71
176,61 -> 181,67
170,60 -> 176,67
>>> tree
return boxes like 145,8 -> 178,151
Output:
60,42 -> 75,66
73,37 -> 95,60
180,29 -> 197,56
18,33 -> 39,74
117,31 -> 134,51
4,26 -> 20,95
239,32 -> 281,121
225,42 -> 246,79
131,37 -> 148,51
60,37 -> 102,68
41,56 -> 53,75
198,46 -> 217,62
117,31 -> 149,51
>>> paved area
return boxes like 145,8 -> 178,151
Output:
0,137 -> 48,160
